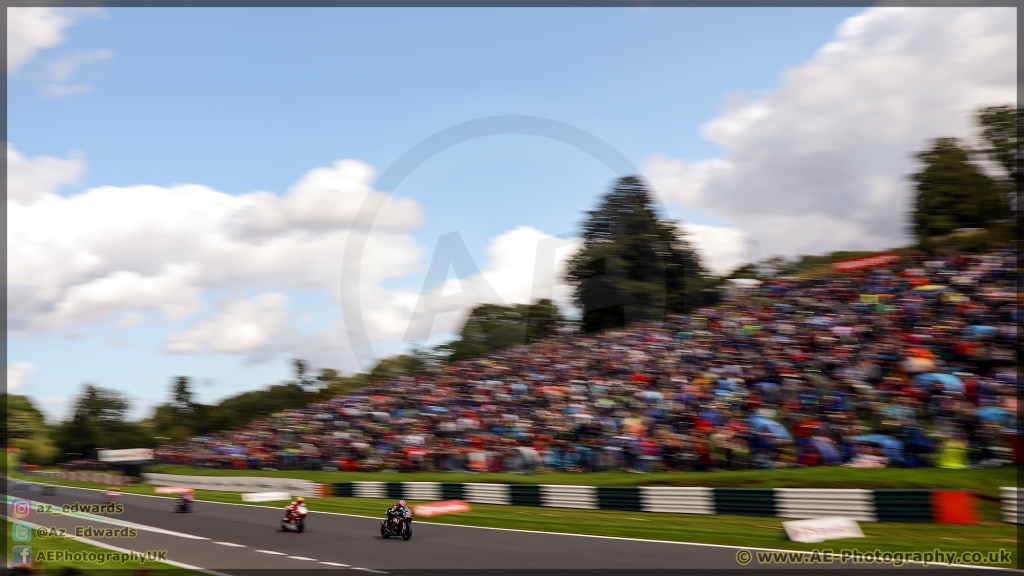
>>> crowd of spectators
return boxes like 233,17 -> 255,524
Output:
156,247 -> 1020,474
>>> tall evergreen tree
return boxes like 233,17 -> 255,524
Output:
566,176 -> 706,333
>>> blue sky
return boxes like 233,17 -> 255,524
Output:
8,7 -> 1014,421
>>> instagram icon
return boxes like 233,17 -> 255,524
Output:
12,498 -> 32,518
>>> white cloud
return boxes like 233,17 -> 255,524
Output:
396,226 -> 582,344
7,146 -> 425,341
679,223 -> 748,276
107,339 -> 130,348
7,361 -> 35,392
165,293 -> 292,356
6,8 -> 101,73
117,311 -> 147,328
44,48 -> 114,97
6,143 -> 86,205
645,7 -> 1017,265
7,143 -> 586,372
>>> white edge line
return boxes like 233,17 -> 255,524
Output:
4,515 -> 230,576
13,479 -> 1020,572
215,542 -> 246,547
256,550 -> 287,555
288,556 -> 318,561
3,494 -> 209,541
320,561 -> 351,567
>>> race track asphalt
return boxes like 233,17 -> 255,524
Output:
5,479 -> 997,574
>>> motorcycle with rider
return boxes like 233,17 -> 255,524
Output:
380,500 -> 413,540
281,496 -> 308,532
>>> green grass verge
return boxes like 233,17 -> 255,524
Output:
144,462 -> 1017,496
5,520 -> 201,575
8,471 -> 1018,567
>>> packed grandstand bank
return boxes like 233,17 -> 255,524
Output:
150,247 -> 1018,474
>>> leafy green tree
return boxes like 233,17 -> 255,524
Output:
975,105 -> 1021,213
5,395 -> 58,465
566,176 -> 706,333
910,137 -> 1009,242
53,384 -> 135,461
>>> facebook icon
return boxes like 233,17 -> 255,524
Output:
12,546 -> 33,566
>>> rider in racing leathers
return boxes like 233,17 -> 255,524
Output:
386,500 -> 412,526
284,496 -> 306,521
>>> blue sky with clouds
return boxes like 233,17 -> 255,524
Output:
7,7 -> 1015,421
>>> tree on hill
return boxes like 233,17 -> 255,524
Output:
910,137 -> 1009,243
975,105 -> 1021,213
438,299 -> 566,362
566,176 -> 707,333
52,384 -> 154,461
5,394 -> 58,465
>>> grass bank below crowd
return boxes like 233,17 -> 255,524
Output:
4,520 -> 200,575
145,463 -> 1017,500
8,470 -> 1018,566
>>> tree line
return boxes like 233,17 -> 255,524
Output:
9,104 -> 1017,465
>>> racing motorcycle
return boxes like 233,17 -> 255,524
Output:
380,510 -> 412,540
175,492 -> 195,513
281,503 -> 308,533
103,489 -> 121,505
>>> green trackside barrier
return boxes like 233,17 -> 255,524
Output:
713,488 -> 777,517
596,486 -> 642,511
331,482 -> 354,497
386,482 -> 404,500
509,484 -> 543,507
873,489 -> 934,522
441,482 -> 465,501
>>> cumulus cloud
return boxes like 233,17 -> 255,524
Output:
7,145 -> 425,341
165,293 -> 292,356
7,8 -> 101,73
7,143 -> 86,205
7,143 -> 584,371
679,223 -> 748,276
397,226 -> 581,345
645,7 -> 1017,265
116,311 -> 147,328
7,362 -> 35,392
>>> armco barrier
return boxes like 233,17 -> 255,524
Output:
510,484 -> 543,507
441,482 -> 465,501
353,481 -> 386,499
640,487 -> 714,514
142,473 -> 316,497
873,489 -> 933,522
403,481 -> 442,501
386,481 -> 404,500
714,488 -> 776,517
774,489 -> 876,522
65,472 -> 129,485
463,483 -> 511,505
541,485 -> 597,509
1000,487 -> 1018,524
158,477 -> 975,524
596,486 -> 642,511
331,482 -> 354,497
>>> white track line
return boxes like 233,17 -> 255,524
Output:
288,556 -> 318,561
4,515 -> 230,576
12,479 -> 1017,572
320,561 -> 351,567
256,550 -> 286,555
215,542 -> 246,547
